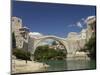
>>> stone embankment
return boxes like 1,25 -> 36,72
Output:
67,52 -> 90,60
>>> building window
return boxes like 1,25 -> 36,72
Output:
18,19 -> 20,23
12,19 -> 14,22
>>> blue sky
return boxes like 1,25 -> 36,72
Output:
12,1 -> 96,38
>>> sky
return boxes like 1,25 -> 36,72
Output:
12,1 -> 96,38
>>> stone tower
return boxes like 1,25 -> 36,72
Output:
11,17 -> 23,48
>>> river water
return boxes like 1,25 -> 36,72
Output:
41,59 -> 96,72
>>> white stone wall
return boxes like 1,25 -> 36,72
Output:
80,29 -> 87,39
28,37 -> 34,52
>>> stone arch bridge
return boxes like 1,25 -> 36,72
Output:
28,35 -> 82,60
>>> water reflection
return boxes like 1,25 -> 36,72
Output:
41,59 -> 96,72
66,59 -> 96,70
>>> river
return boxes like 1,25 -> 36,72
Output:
40,59 -> 96,72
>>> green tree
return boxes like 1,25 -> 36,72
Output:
12,32 -> 16,49
13,48 -> 31,61
85,35 -> 96,60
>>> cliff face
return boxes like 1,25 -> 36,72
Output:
65,39 -> 86,54
65,16 -> 96,55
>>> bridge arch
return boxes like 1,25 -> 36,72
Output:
30,36 -> 68,60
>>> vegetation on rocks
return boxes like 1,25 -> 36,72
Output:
85,34 -> 96,60
79,32 -> 96,60
34,45 -> 66,61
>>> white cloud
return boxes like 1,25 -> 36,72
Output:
68,24 -> 76,27
68,18 -> 85,28
81,18 -> 86,24
29,32 -> 43,36
29,32 -> 43,38
68,16 -> 95,28
81,18 -> 85,21
76,22 -> 83,28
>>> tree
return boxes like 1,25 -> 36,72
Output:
85,35 -> 96,60
12,32 -> 16,49
13,48 -> 31,61
52,41 -> 58,46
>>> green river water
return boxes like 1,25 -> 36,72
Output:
41,59 -> 96,72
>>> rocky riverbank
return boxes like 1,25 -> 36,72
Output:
12,59 -> 49,74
